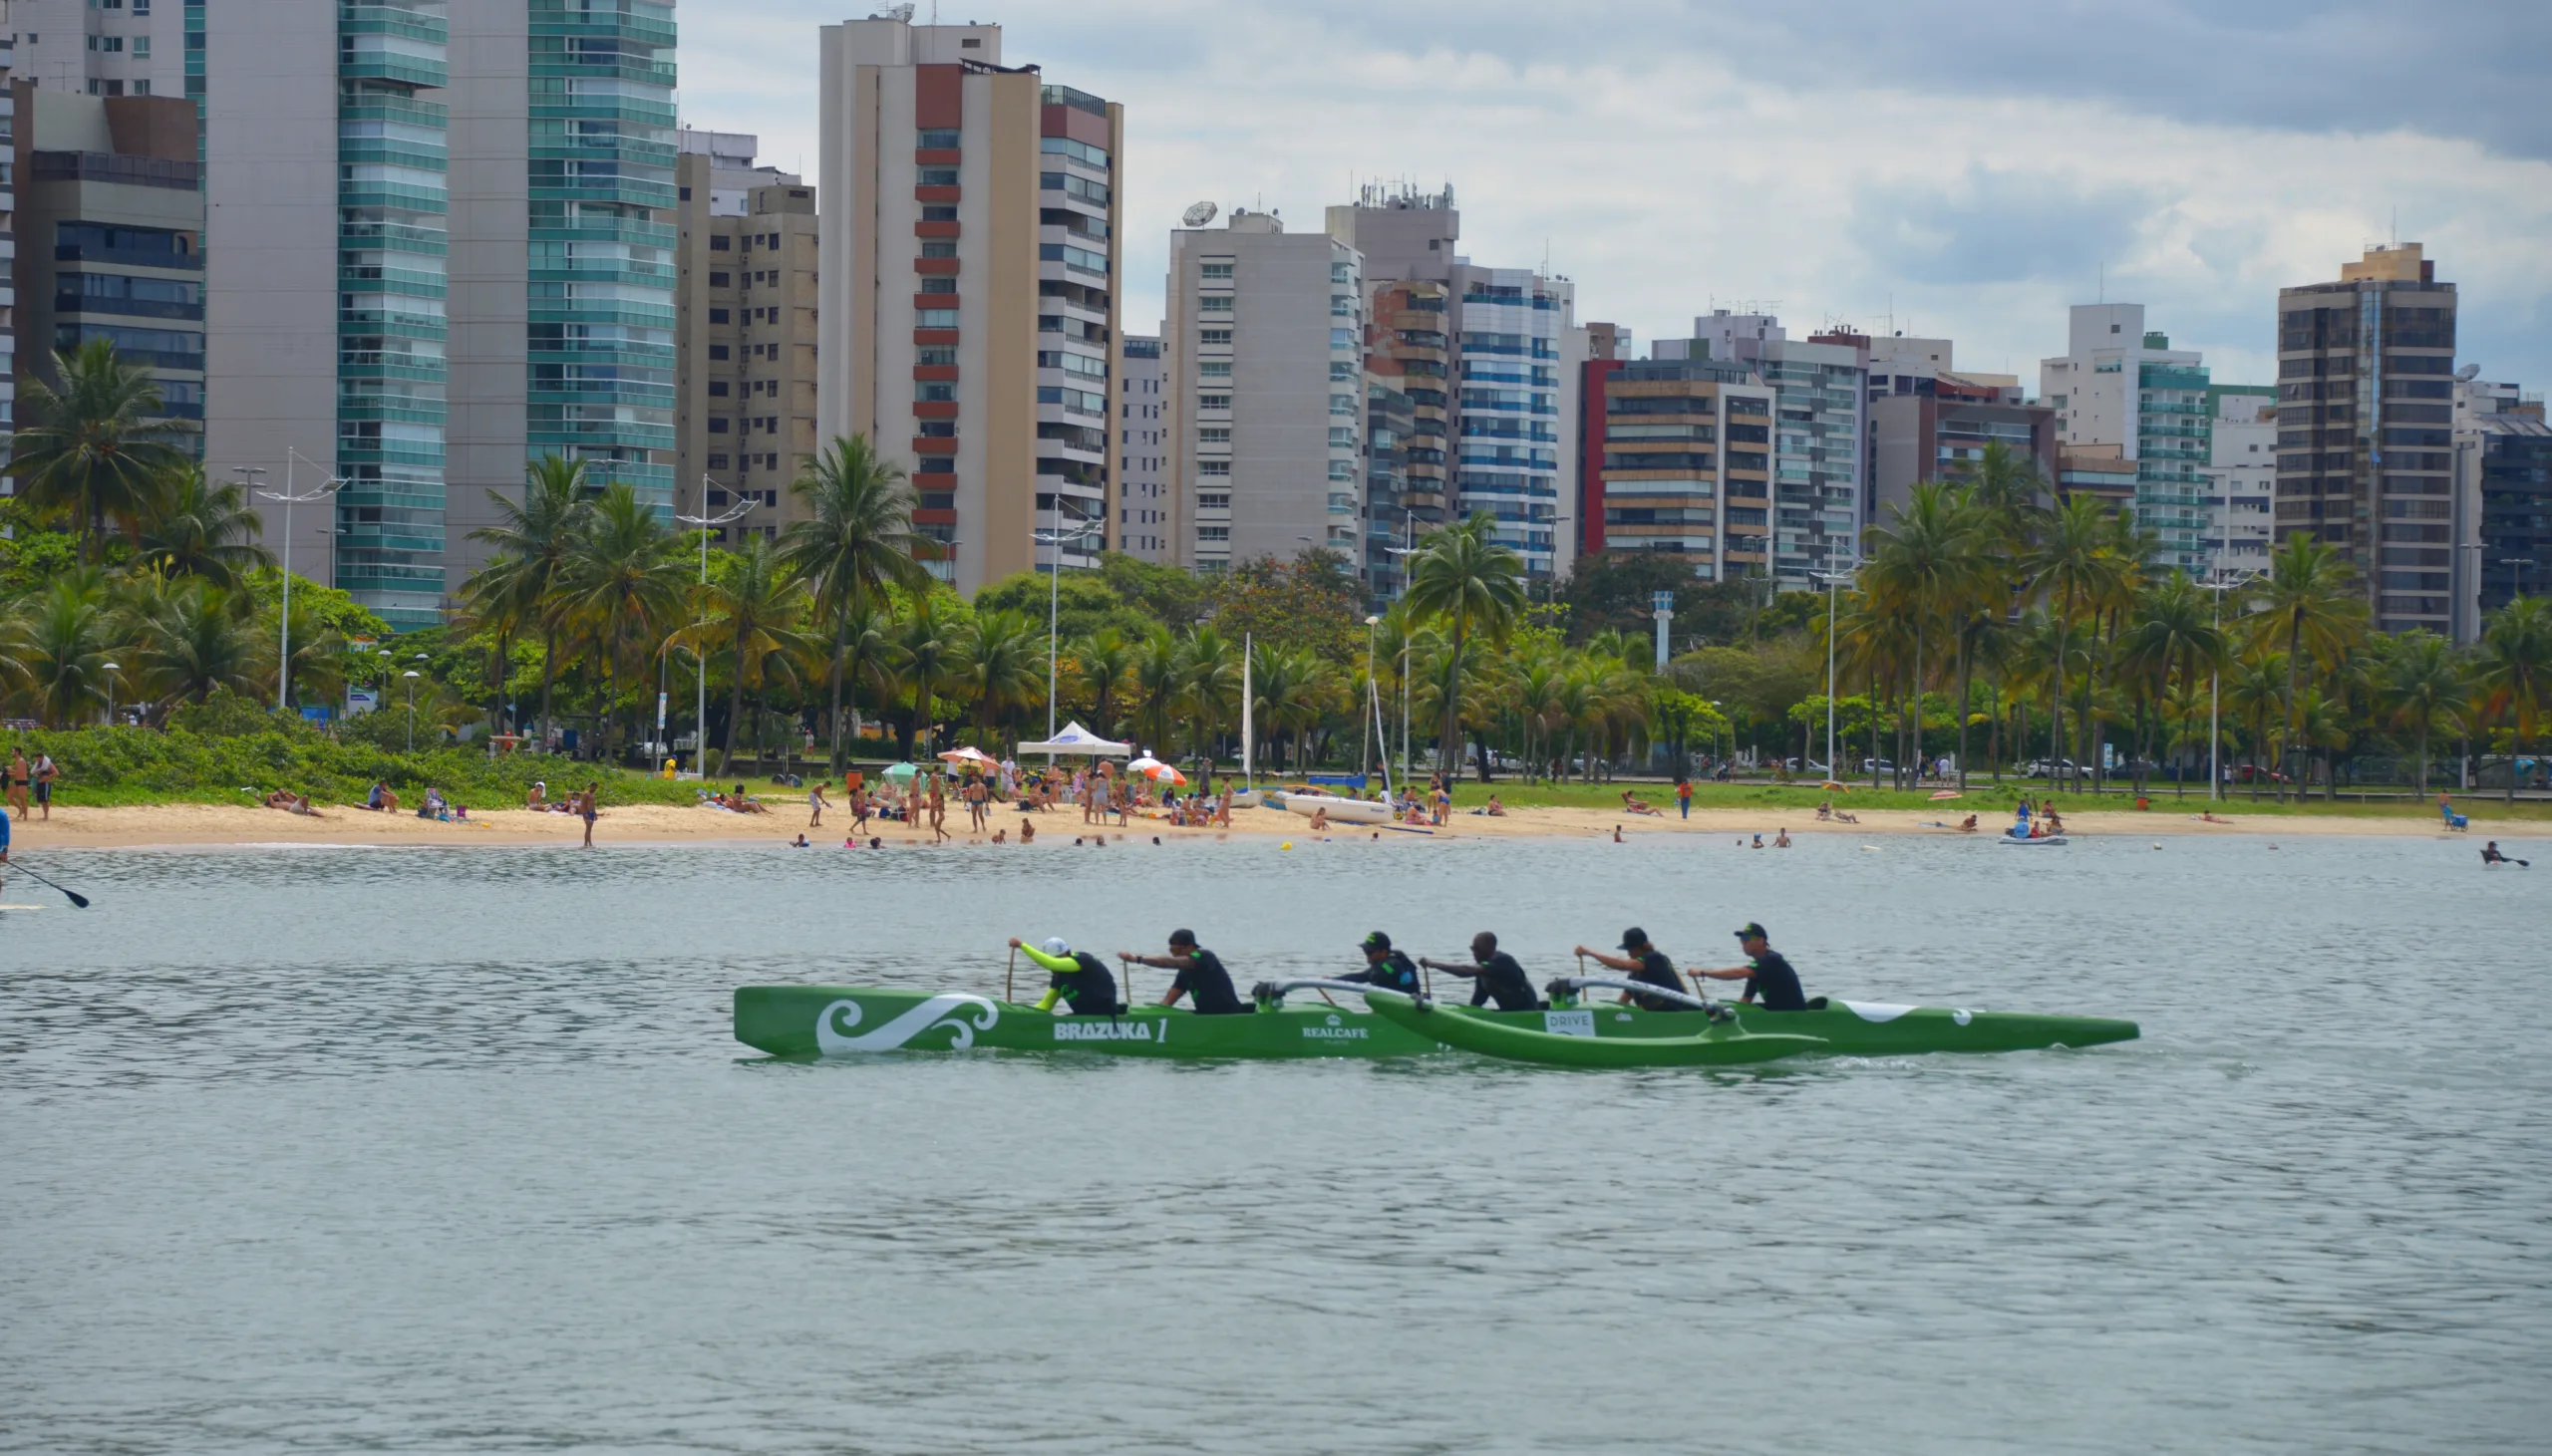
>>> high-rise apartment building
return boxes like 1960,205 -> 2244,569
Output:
674,139 -> 814,542
816,17 -> 1122,591
1327,183 -> 1578,584
0,26 -> 20,460
2041,304 -> 2216,576
1869,379 -> 2057,520
2275,243 -> 2460,634
2201,386 -> 2278,568
13,85 -> 203,436
1116,332 -> 1166,560
197,1 -> 676,630
2457,374 -> 2548,632
1161,207 -> 1361,570
1359,276 -> 1450,599
1363,377 -> 1415,605
1654,313 -> 1866,587
1582,357 -> 1774,579
16,0 -> 186,99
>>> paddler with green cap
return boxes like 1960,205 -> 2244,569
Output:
1009,935 -> 1121,1015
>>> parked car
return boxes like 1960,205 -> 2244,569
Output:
1858,758 -> 1897,775
2021,759 -> 2081,778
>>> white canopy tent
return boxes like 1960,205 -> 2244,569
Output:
1015,721 -> 1132,757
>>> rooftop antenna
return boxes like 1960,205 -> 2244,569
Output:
2098,260 -> 2105,304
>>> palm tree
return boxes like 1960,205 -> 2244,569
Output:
685,534 -> 810,774
2024,494 -> 2128,793
2116,572 -> 2226,797
2245,534 -> 2366,802
1177,625 -> 1243,762
780,435 -> 932,771
136,577 -> 263,706
961,608 -> 1044,749
558,481 -> 689,761
135,463 -> 274,588
1400,511 -> 1526,777
2375,631 -> 2467,798
1862,481 -> 1986,786
2476,596 -> 2552,805
1070,626 -> 1137,737
2223,653 -> 2289,800
8,338 -> 195,562
891,595 -> 966,758
464,454 -> 593,743
2,570 -> 117,725
1128,626 -> 1182,757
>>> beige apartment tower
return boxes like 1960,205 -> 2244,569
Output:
815,18 -> 1122,591
674,144 -> 817,541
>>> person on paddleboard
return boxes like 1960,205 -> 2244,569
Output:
1692,923 -> 1811,1011
1334,931 -> 1422,994
1572,928 -> 1695,1012
1421,932 -> 1543,1012
1119,929 -> 1248,1015
1012,936 -> 1122,1015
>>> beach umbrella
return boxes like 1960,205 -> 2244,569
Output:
1133,760 -> 1188,787
883,762 -> 920,782
939,745 -> 999,773
1126,754 -> 1166,774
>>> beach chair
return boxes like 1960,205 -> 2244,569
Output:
2440,801 -> 2469,832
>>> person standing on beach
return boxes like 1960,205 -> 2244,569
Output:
965,774 -> 989,833
579,781 -> 599,848
1677,778 -> 1692,819
927,775 -> 949,843
849,780 -> 870,834
6,746 -> 27,820
807,779 -> 829,828
32,752 -> 57,821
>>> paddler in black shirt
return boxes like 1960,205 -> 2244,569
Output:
1119,928 -> 1249,1015
1336,931 -> 1423,994
1009,935 -> 1120,1015
1692,922 -> 1810,1012
1572,927 -> 1696,1012
1422,932 -> 1543,1012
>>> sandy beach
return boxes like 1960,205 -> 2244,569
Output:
2,797 -> 2524,850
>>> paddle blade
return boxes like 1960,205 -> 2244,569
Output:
62,889 -> 90,909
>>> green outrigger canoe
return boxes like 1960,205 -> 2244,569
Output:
1362,989 -> 1823,1066
732,980 -> 2138,1062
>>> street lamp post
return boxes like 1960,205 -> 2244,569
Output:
1030,510 -> 1103,762
2197,564 -> 2257,802
246,449 -> 344,715
1809,558 -> 1858,782
2503,556 -> 2538,601
1362,614 -> 1382,787
673,477 -> 757,777
402,670 -> 421,752
103,663 -> 121,727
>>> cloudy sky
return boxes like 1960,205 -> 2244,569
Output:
683,0 -> 2552,390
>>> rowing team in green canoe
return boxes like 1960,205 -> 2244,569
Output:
1007,922 -> 1818,1019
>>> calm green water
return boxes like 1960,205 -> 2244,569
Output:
3,829 -> 2547,1454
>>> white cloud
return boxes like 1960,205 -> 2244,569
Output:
680,2 -> 2552,389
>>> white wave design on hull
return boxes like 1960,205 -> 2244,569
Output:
815,995 -> 1001,1053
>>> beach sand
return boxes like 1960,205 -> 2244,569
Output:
1,796 -> 2520,850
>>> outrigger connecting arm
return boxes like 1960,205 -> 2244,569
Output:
1251,979 -> 1408,1010
1544,977 -> 1733,1020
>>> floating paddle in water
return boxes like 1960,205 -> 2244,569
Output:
8,861 -> 90,909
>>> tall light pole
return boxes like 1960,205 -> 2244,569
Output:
674,477 -> 756,776
103,662 -> 121,727
1810,557 -> 1858,780
1031,510 -> 1102,757
402,670 -> 421,752
248,449 -> 343,715
2503,556 -> 2538,601
2197,563 -> 2256,802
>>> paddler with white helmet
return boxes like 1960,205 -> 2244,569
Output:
1008,935 -> 1122,1015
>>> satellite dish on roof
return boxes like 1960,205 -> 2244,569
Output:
1181,201 -> 1218,228
2456,363 -> 2481,381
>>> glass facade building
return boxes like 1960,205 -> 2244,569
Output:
335,0 -> 451,627
527,0 -> 678,518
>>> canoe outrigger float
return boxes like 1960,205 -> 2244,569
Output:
732,975 -> 2136,1064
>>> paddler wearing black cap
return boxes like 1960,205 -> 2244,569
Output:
1009,936 -> 1121,1015
1572,927 -> 1695,1012
1335,931 -> 1423,994
1119,929 -> 1249,1015
1691,922 -> 1810,1011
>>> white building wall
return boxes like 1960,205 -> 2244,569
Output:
17,0 -> 185,97
2204,392 -> 2277,566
